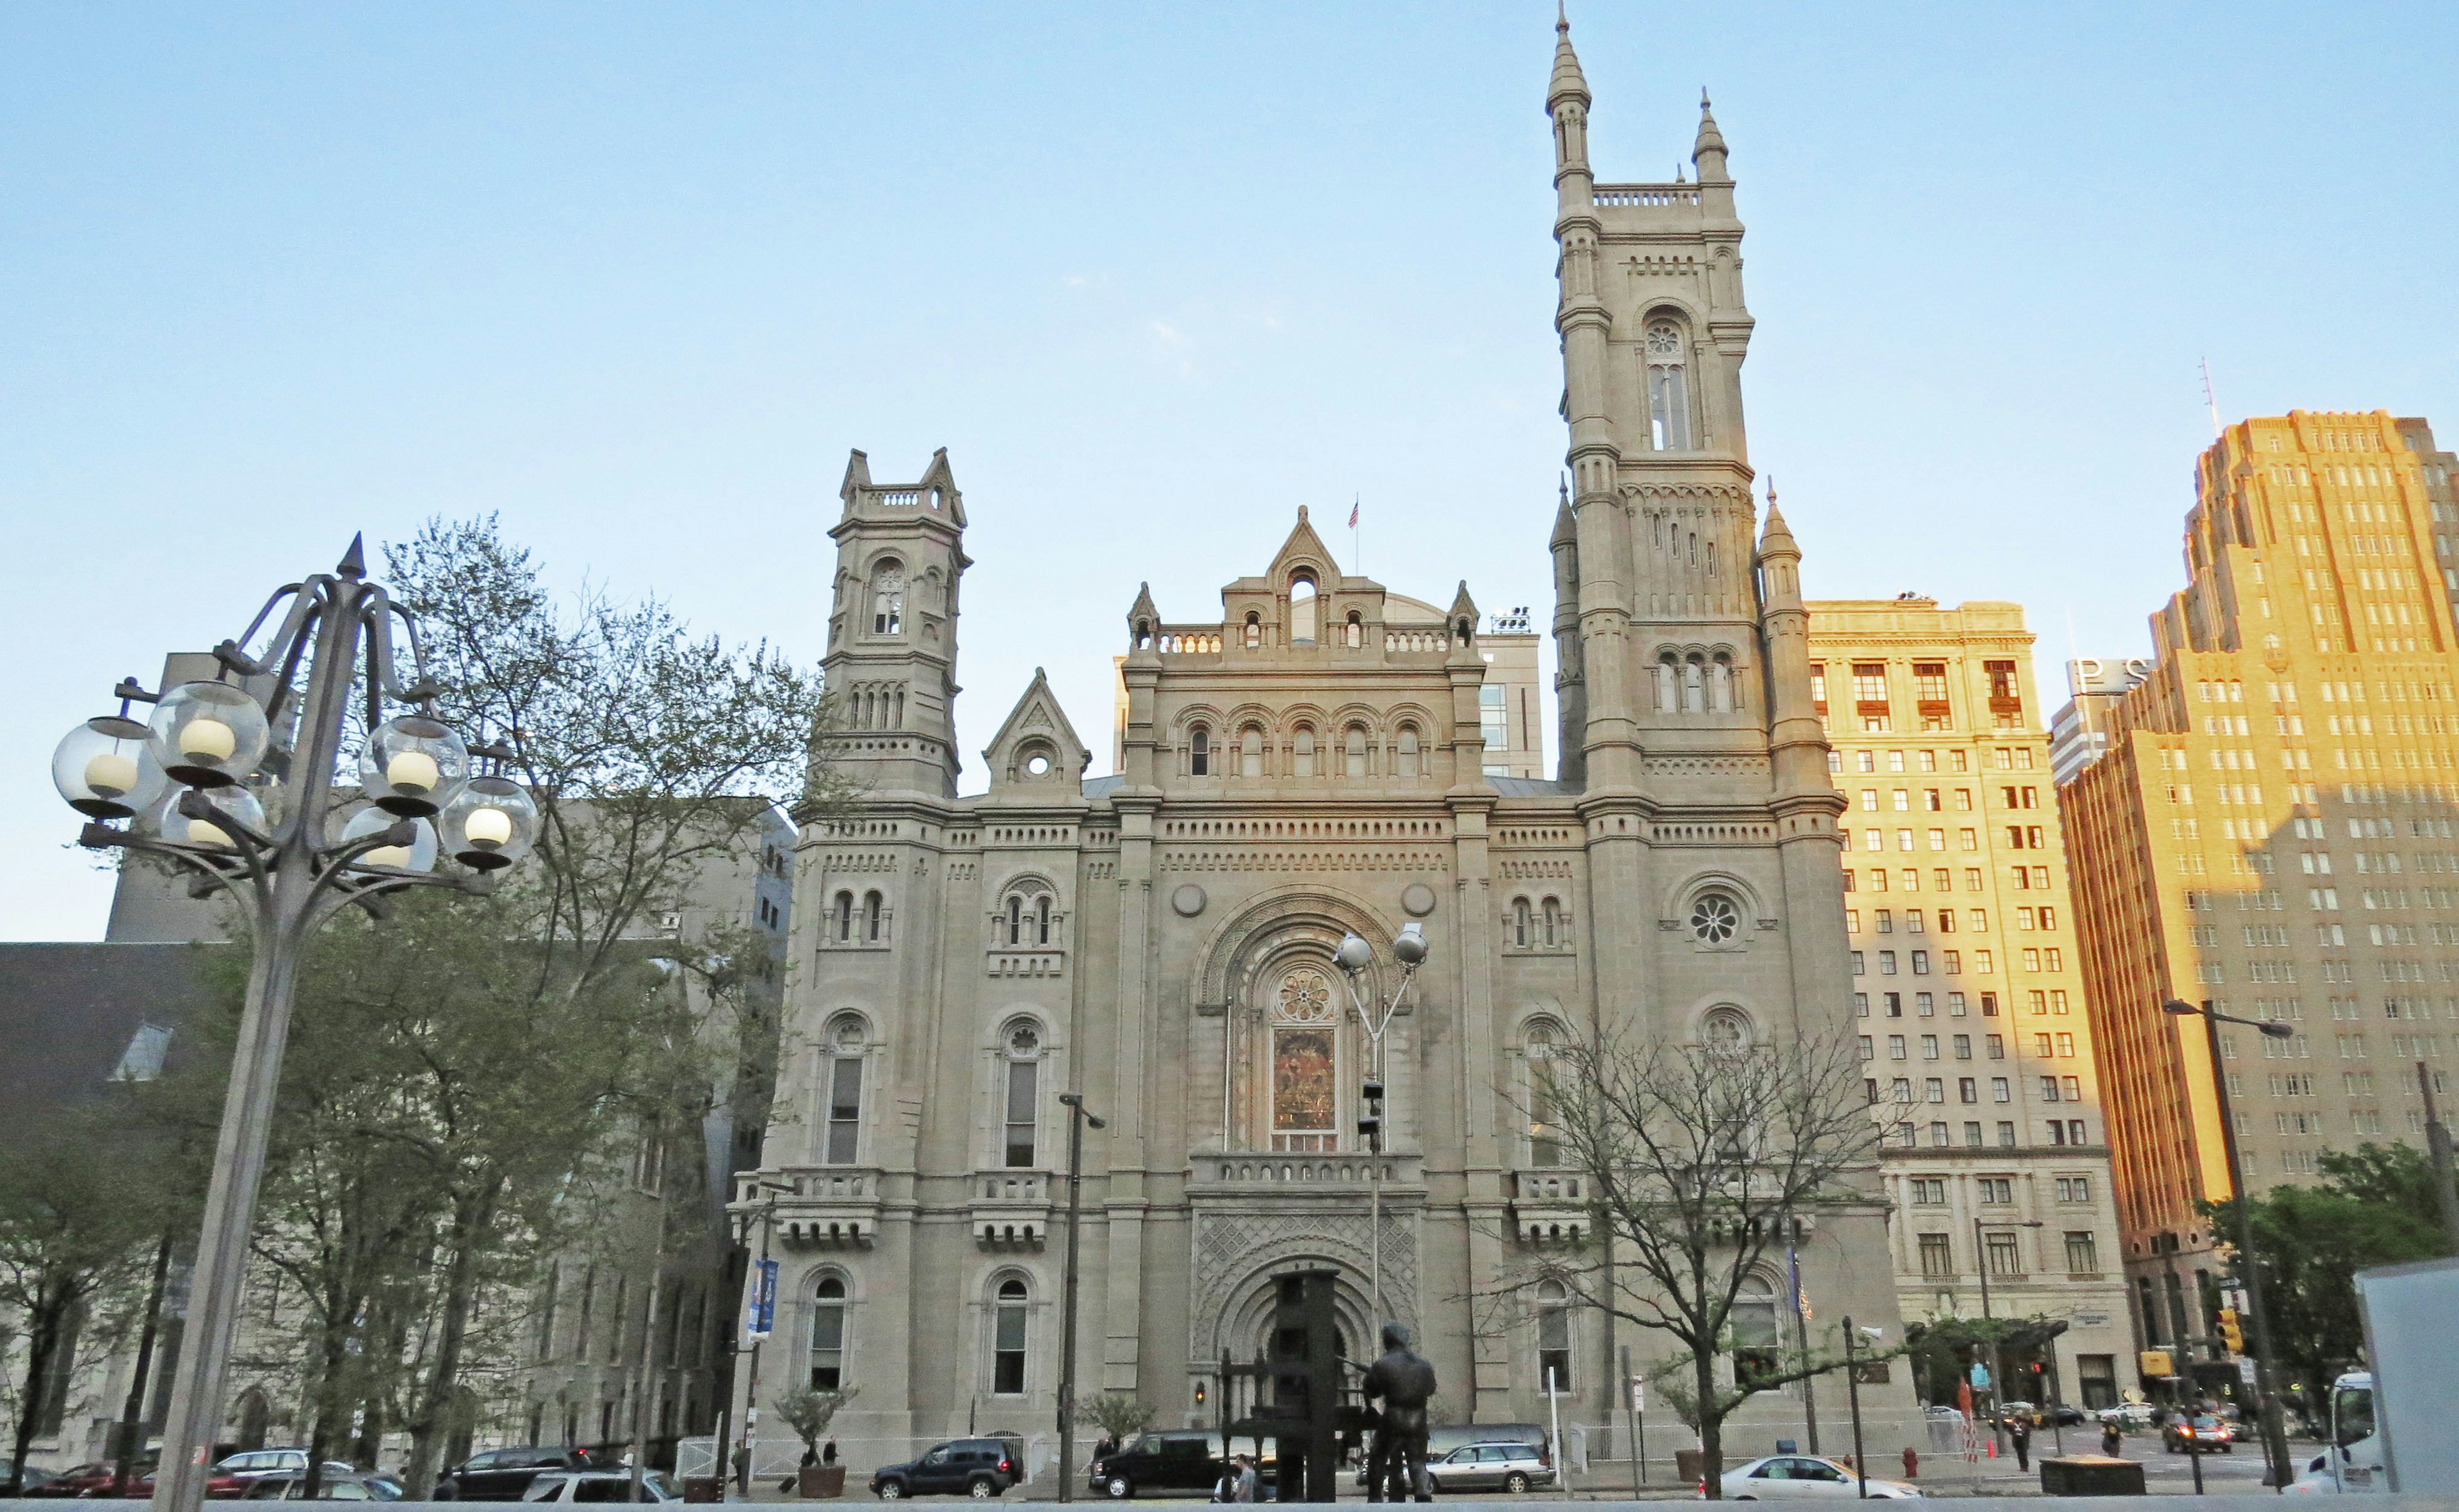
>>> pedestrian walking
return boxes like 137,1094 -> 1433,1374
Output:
2008,1415 -> 2033,1472
2101,1419 -> 2123,1457
1237,1455 -> 1259,1502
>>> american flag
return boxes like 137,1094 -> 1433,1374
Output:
1349,498 -> 1359,529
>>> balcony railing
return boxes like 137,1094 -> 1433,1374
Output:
1190,1152 -> 1421,1187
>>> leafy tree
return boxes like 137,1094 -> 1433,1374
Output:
1069,1392 -> 1159,1444
0,1102 -> 174,1495
775,1386 -> 860,1459
2202,1142 -> 2449,1411
1519,1028 -> 1882,1497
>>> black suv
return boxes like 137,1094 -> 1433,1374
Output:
1089,1431 -> 1226,1499
869,1438 -> 1023,1500
435,1447 -> 606,1500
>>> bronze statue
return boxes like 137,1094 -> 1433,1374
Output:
1360,1322 -> 1437,1502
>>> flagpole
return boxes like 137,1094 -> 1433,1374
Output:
1351,495 -> 1361,576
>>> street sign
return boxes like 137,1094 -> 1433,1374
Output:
2139,1349 -> 2174,1378
747,1258 -> 777,1340
1629,1378 -> 1645,1413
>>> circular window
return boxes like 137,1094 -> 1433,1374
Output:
1703,1007 -> 1751,1055
830,1014 -> 867,1050
1025,752 -> 1051,777
1689,891 -> 1741,945
1005,1022 -> 1041,1057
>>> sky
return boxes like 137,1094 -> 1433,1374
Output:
4,2 -> 2455,941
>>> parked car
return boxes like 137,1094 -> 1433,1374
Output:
212,1452 -> 362,1495
1089,1431 -> 1222,1499
2163,1414 -> 2235,1454
3,1462 -> 60,1494
239,1472 -> 402,1501
1717,1455 -> 1922,1499
1385,1442 -> 1554,1495
869,1439 -> 1023,1500
519,1471 -> 679,1503
434,1448 -> 607,1501
2096,1402 -> 2155,1430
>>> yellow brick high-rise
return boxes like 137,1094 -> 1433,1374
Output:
2059,410 -> 2459,1401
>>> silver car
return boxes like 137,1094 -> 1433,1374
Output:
1423,1442 -> 1555,1494
520,1470 -> 679,1503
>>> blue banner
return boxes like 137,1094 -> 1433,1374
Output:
749,1258 -> 777,1340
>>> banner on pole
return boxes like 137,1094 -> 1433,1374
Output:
747,1258 -> 777,1340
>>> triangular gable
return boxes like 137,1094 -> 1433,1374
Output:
981,668 -> 1091,795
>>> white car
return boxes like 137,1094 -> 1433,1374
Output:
1718,1455 -> 1922,1499
521,1470 -> 679,1503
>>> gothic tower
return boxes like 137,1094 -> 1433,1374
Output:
1549,16 -> 1760,793
821,448 -> 970,798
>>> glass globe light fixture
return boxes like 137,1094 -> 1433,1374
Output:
357,715 -> 471,818
1393,921 -> 1429,966
337,805 -> 438,873
148,681 -> 271,789
53,715 -> 170,818
142,784 -> 269,850
437,776 -> 538,871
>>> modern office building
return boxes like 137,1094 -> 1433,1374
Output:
2058,411 -> 2459,1397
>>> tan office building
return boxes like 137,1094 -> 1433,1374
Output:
2057,411 -> 2459,1394
1807,598 -> 2132,1410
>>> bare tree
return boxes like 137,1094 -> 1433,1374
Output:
1522,1025 -> 1882,1497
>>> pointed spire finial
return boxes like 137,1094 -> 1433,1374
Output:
1557,0 -> 1568,34
1692,86 -> 1731,181
1548,2 -> 1589,111
338,533 -> 367,579
1559,473 -> 1570,507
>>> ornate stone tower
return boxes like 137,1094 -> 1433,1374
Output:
821,448 -> 970,798
1549,15 -> 1759,793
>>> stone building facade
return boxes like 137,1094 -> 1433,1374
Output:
728,22 -> 1918,1474
1805,598 -> 2133,1411
2059,411 -> 2459,1400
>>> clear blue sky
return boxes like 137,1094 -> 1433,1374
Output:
5,3 -> 2455,940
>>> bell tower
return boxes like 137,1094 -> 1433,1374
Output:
1549,15 -> 1762,793
821,448 -> 970,798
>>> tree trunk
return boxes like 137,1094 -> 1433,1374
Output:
6,1276 -> 70,1497
114,1235 -> 175,1493
403,1176 -> 501,1498
1695,1349 -> 1725,1500
303,1272 -> 356,1500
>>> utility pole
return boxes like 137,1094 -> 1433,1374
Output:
1057,1093 -> 1107,1504
1843,1318 -> 1867,1500
2421,1062 -> 2459,1253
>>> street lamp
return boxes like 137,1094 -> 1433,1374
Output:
721,1177 -> 793,1497
1332,922 -> 1430,1329
2164,996 -> 2297,1491
1056,1093 -> 1107,1504
1971,1215 -> 2044,1453
51,538 -> 535,1512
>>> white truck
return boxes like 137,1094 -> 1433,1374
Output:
2293,1254 -> 2459,1493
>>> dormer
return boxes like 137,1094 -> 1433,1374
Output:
981,668 -> 1092,804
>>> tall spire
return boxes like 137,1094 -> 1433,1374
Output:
1758,475 -> 1794,552
1548,3 -> 1589,115
1692,88 -> 1730,182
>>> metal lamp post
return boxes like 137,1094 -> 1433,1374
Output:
1971,1215 -> 2043,1454
51,538 -> 538,1512
1056,1093 -> 1107,1504
720,1178 -> 791,1500
1332,922 -> 1429,1329
2164,996 -> 2297,1492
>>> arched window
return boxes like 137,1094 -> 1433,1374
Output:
1683,656 -> 1707,713
1646,321 -> 1691,451
1244,612 -> 1263,650
1034,895 -> 1051,945
1344,724 -> 1368,778
1345,612 -> 1363,649
1703,1005 -> 1753,1056
869,560 -> 905,636
863,891 -> 884,943
1240,726 -> 1265,778
1190,726 -> 1210,777
824,1016 -> 866,1164
1730,1273 -> 1781,1389
1541,897 -> 1561,947
1290,574 -> 1318,646
1005,895 -> 1023,947
1292,726 -> 1316,778
1512,898 -> 1532,948
1002,1022 -> 1041,1168
808,1276 -> 847,1389
1268,964 -> 1340,1152
1710,655 -> 1735,713
1525,1020 -> 1564,1167
991,1280 -> 1029,1394
833,891 -> 854,944
1536,1279 -> 1571,1393
1395,726 -> 1421,779
1656,655 -> 1678,713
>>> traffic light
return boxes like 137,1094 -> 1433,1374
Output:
2218,1307 -> 2244,1354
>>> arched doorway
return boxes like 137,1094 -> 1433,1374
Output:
234,1387 -> 270,1452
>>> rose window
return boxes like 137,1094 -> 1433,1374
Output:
1689,891 -> 1741,945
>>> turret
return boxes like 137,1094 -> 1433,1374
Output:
821,448 -> 971,798
1692,89 -> 1736,220
1549,478 -> 1587,786
1755,481 -> 1825,799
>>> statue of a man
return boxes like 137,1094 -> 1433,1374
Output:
1360,1322 -> 1438,1502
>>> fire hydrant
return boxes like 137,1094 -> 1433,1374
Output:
1902,1447 -> 1919,1481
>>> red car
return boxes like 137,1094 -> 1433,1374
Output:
23,1463 -> 152,1499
